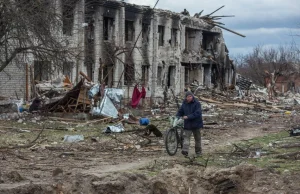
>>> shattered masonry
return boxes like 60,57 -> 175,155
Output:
0,0 -> 235,102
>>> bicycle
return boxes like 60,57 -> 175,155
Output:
165,116 -> 184,156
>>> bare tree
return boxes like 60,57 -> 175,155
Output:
237,45 -> 298,86
0,0 -> 76,73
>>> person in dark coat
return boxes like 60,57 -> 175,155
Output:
176,91 -> 203,157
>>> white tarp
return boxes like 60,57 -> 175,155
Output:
90,88 -> 124,118
91,94 -> 118,118
104,88 -> 124,104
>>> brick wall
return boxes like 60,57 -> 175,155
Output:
0,62 -> 27,99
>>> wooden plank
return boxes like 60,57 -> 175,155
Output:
79,71 -> 92,82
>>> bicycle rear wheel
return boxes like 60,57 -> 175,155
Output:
165,128 -> 178,156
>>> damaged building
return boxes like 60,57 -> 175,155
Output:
0,0 -> 237,104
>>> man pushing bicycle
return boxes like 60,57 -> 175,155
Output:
176,91 -> 203,158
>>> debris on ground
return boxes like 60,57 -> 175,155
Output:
2,71 -> 300,193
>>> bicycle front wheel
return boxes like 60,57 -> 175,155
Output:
165,128 -> 178,156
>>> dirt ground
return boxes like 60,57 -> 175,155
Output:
1,106 -> 300,194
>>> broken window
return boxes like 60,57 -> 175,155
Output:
171,28 -> 177,47
158,25 -> 164,46
125,20 -> 134,41
202,31 -> 219,52
141,65 -> 149,84
142,24 -> 150,43
167,66 -> 176,87
124,64 -> 135,85
157,66 -> 162,86
34,61 -> 51,81
63,62 -> 73,80
103,17 -> 114,40
62,2 -> 74,36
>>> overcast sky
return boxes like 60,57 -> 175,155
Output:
126,0 -> 300,57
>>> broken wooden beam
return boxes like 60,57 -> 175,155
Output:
211,23 -> 246,38
79,71 -> 92,82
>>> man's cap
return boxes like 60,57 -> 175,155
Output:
185,91 -> 194,97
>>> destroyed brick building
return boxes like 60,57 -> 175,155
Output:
0,0 -> 237,104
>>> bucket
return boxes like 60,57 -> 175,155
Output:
139,118 -> 150,126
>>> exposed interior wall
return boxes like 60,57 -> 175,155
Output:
185,28 -> 202,52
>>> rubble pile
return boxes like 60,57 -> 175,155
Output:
2,68 -> 300,132
34,75 -> 73,103
40,78 -> 91,113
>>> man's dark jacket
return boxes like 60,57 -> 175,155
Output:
176,97 -> 203,130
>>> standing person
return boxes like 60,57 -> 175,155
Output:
176,91 -> 203,157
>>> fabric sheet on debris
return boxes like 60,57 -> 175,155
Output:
104,123 -> 124,133
91,88 -> 124,118
104,88 -> 124,104
131,85 -> 146,108
92,94 -> 118,118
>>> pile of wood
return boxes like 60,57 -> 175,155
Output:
40,79 -> 91,113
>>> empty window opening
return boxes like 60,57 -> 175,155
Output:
62,2 -> 74,36
171,28 -> 177,47
202,31 -> 219,52
34,61 -> 51,81
87,19 -> 95,40
142,65 -> 149,84
142,24 -> 150,43
103,17 -> 114,40
167,66 -> 176,87
124,64 -> 135,85
157,66 -> 162,86
158,25 -> 164,46
125,20 -> 134,41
